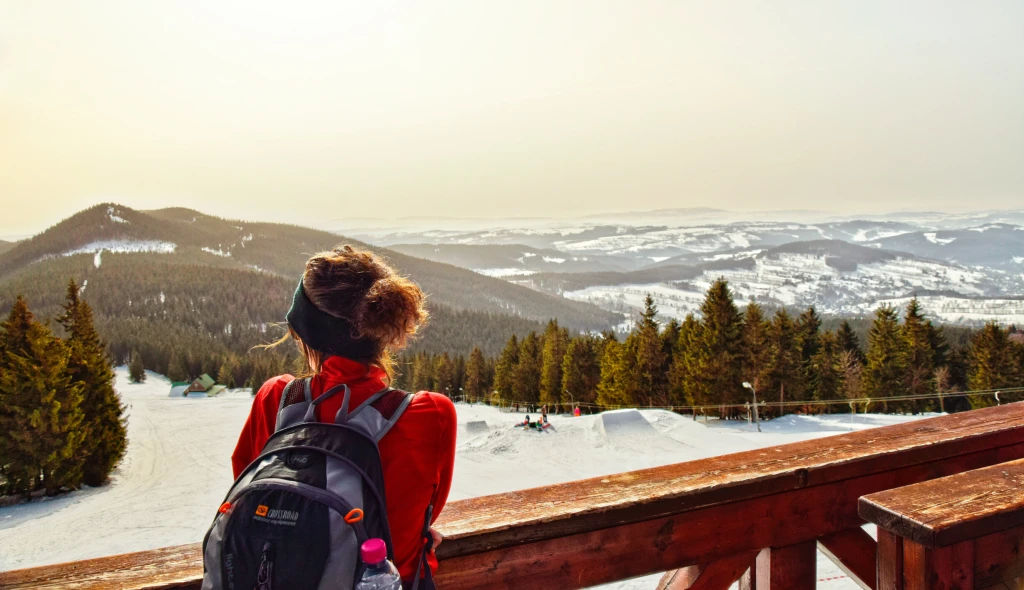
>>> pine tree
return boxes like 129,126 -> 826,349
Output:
513,332 -> 542,404
967,322 -> 1018,408
766,309 -> 800,407
740,302 -> 771,394
216,355 -> 236,388
562,336 -> 601,406
539,320 -> 570,406
836,320 -> 866,365
0,297 -> 85,496
129,349 -> 147,383
464,347 -> 489,402
902,298 -> 938,411
434,353 -> 456,397
864,305 -> 907,410
411,352 -> 434,393
682,280 -> 744,409
810,331 -> 843,405
633,295 -> 669,407
796,307 -> 822,400
493,335 -> 519,400
167,349 -> 188,382
60,281 -> 127,487
668,314 -> 699,405
596,337 -> 635,408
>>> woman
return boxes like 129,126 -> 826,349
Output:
232,245 -> 456,588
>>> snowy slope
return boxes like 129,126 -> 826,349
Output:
0,369 -> 937,588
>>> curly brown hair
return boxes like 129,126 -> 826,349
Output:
270,245 -> 428,378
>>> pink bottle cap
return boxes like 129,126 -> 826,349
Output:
361,538 -> 387,565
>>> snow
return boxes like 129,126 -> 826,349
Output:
201,246 -> 231,257
0,369 -> 937,589
542,256 -> 566,263
64,240 -> 177,257
94,251 -> 102,268
474,267 -> 538,277
923,232 -> 956,245
107,206 -> 129,224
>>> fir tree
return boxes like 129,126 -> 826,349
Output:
561,336 -> 601,406
810,331 -> 843,404
167,349 -> 188,382
129,349 -> 146,383
668,314 -> 699,405
60,281 -> 127,487
864,305 -> 907,410
796,307 -> 822,400
632,295 -> 669,407
0,297 -> 85,496
493,334 -> 519,400
766,309 -> 801,407
434,353 -> 456,397
836,320 -> 865,365
513,332 -> 542,404
596,337 -> 635,408
682,279 -> 744,408
740,302 -> 771,393
411,351 -> 435,393
967,322 -> 1018,408
539,320 -> 570,406
902,298 -> 938,411
464,347 -> 489,402
216,355 -> 236,388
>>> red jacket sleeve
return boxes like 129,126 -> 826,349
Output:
427,393 -> 457,524
232,376 -> 292,479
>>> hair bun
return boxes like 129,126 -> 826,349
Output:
356,276 -> 427,346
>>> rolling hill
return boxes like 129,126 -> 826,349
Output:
0,240 -> 14,255
0,204 -> 618,331
0,204 -> 622,387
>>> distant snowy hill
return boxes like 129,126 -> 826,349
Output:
347,211 -> 1024,325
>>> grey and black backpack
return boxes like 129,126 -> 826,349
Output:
202,378 -> 434,590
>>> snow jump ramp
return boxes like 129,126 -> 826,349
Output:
462,421 -> 490,436
593,409 -> 658,437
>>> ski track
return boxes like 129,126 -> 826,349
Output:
0,369 -> 932,589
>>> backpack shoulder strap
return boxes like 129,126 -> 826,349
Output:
345,388 -> 414,443
275,377 -> 311,432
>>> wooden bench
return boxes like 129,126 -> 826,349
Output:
860,457 -> 1024,590
4,403 -> 1024,589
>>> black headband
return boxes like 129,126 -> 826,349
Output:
285,276 -> 381,360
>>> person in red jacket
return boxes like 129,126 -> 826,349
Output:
231,245 -> 456,588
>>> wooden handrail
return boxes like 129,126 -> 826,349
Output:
4,403 -> 1024,589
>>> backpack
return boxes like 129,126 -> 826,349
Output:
202,378 -> 434,590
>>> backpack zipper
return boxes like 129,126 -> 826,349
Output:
255,541 -> 274,590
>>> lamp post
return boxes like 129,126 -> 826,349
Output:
742,382 -> 761,432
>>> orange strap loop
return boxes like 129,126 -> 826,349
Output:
344,508 -> 364,524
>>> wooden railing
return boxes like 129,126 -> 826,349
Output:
4,403 -> 1024,589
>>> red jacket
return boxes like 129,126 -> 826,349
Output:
231,356 -> 457,580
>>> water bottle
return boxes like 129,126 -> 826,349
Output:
355,538 -> 402,590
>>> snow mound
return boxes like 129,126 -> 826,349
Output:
463,421 -> 490,436
594,409 -> 657,437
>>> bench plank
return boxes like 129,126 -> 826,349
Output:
860,457 -> 1024,548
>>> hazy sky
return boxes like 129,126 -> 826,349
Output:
2,1 -> 1022,234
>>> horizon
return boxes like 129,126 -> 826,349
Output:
5,200 -> 1024,240
2,1 -> 1022,235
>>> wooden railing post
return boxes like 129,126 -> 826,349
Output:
755,540 -> 817,589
